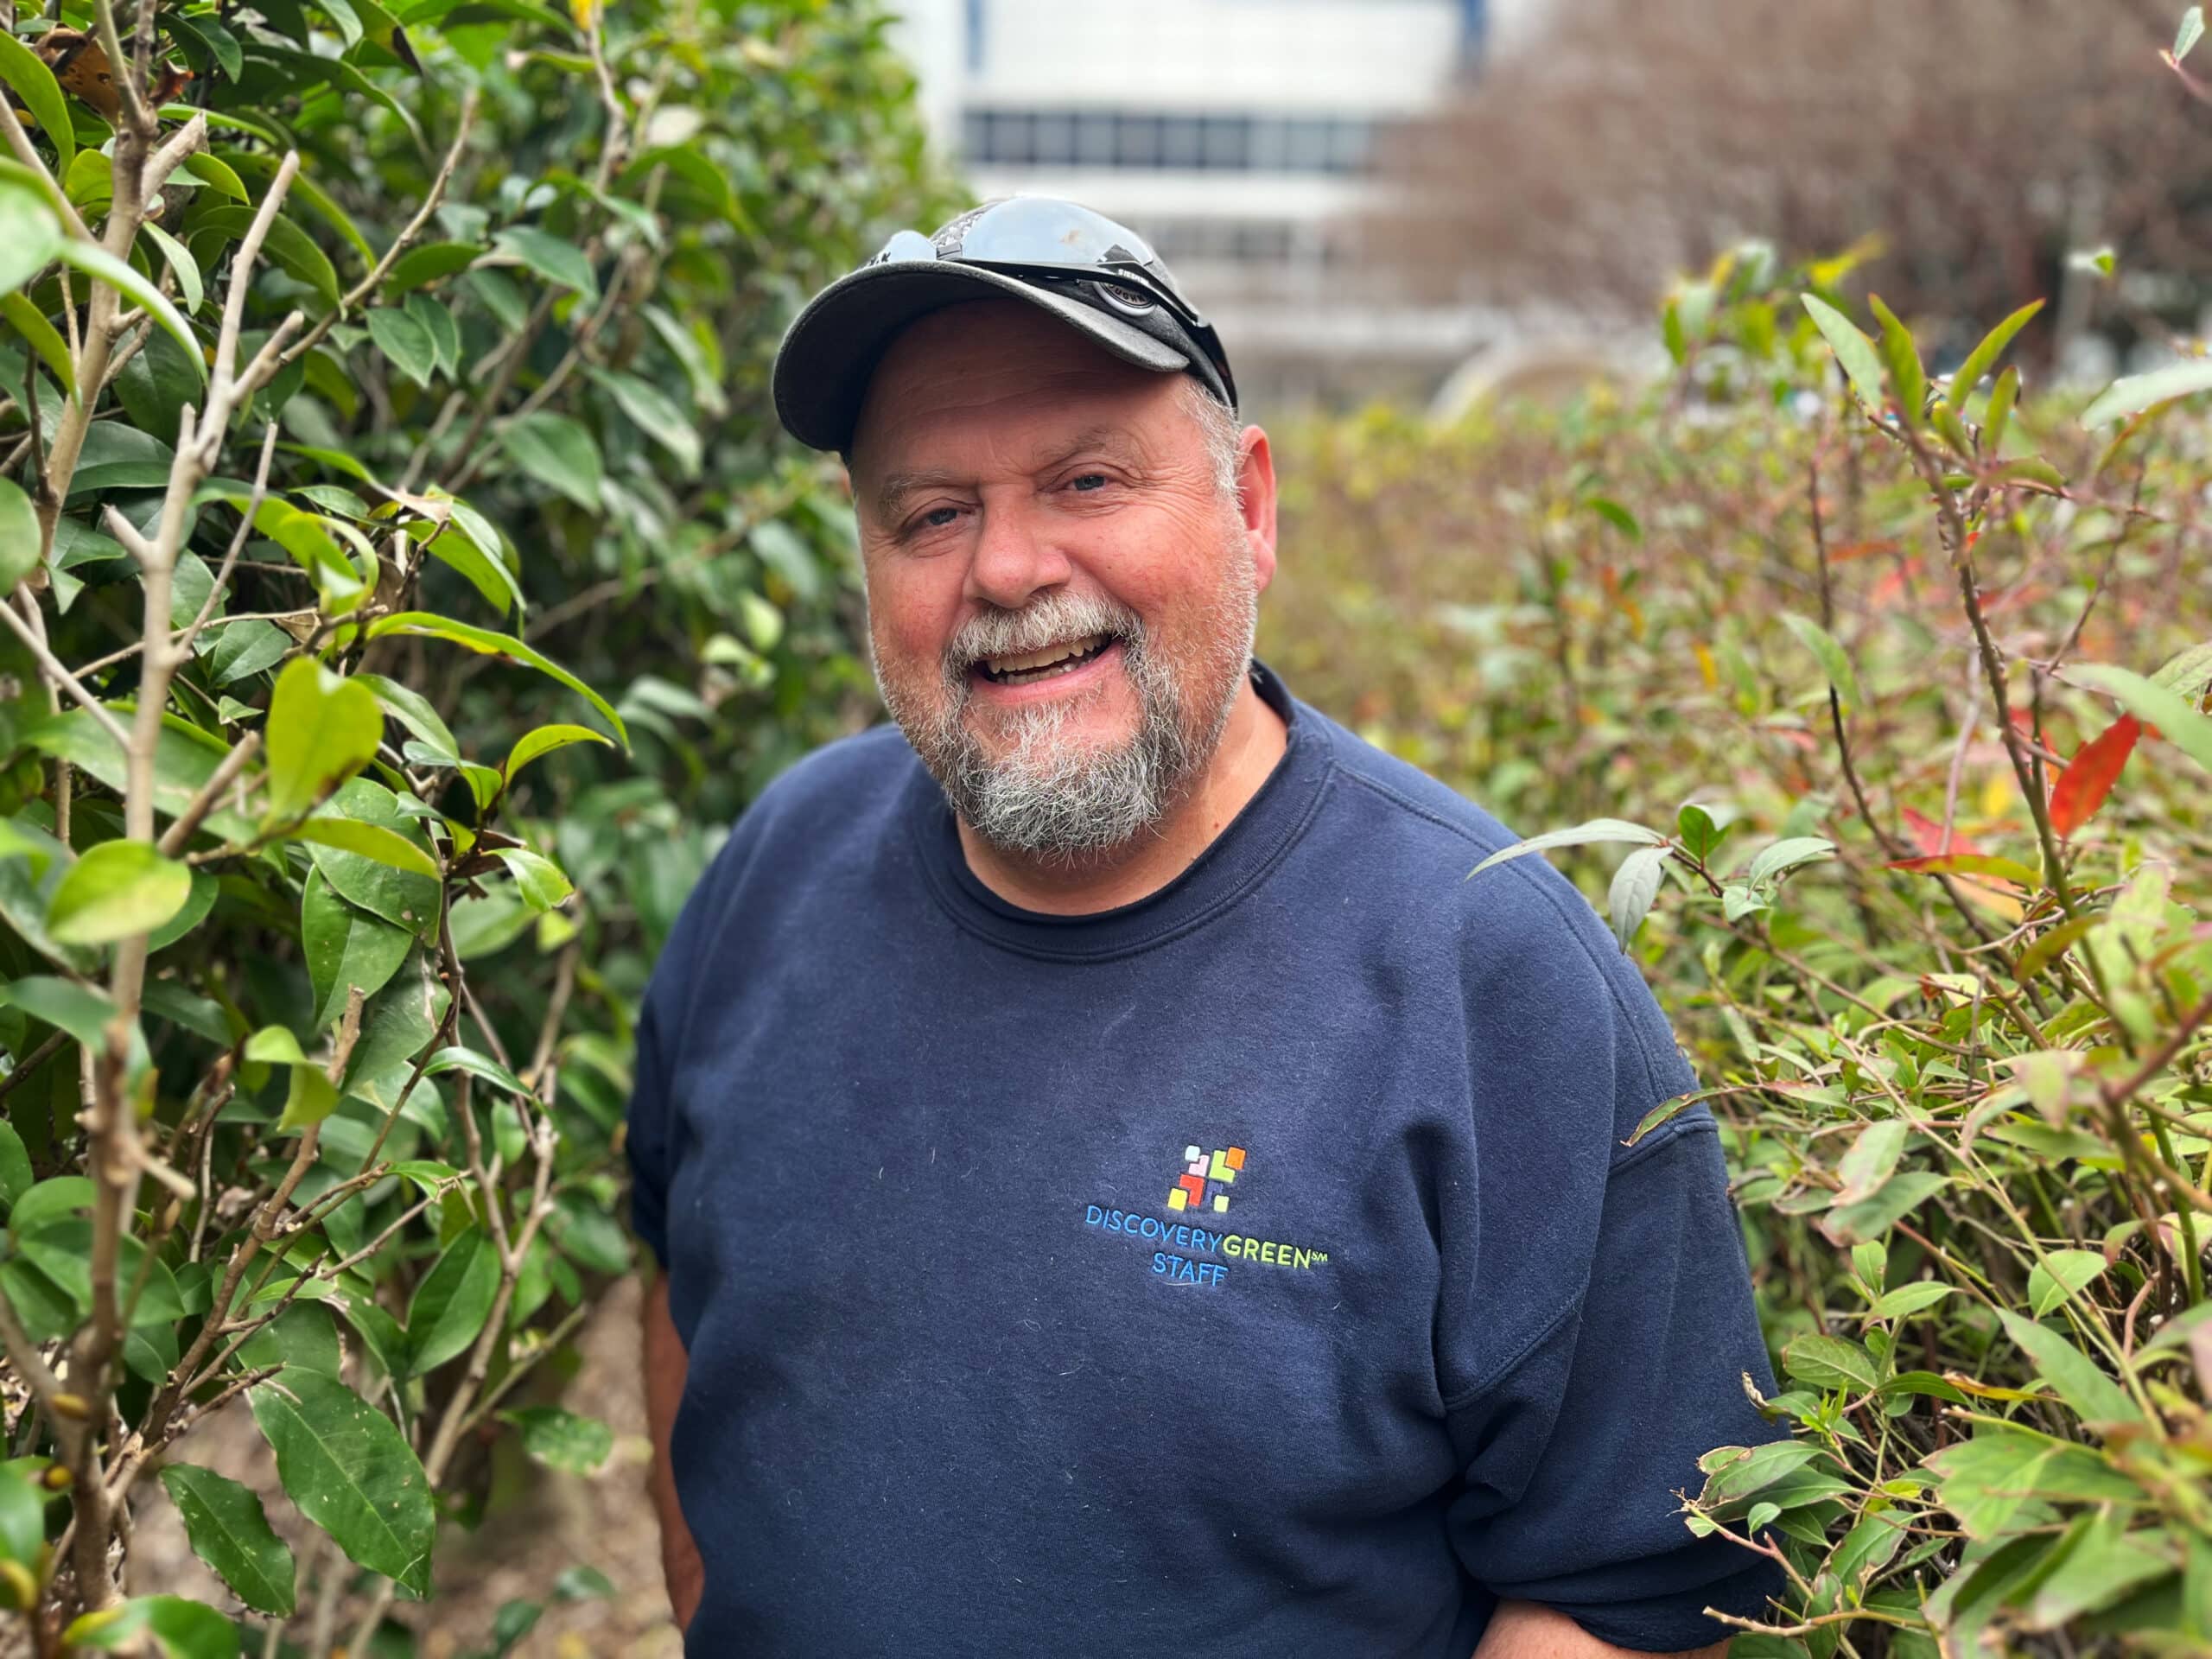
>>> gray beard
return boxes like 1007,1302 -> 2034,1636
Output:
872,571 -> 1257,865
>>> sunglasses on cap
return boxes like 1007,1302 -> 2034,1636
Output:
866,199 -> 1238,413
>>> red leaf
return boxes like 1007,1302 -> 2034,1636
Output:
2048,714 -> 2140,838
1900,806 -> 1986,859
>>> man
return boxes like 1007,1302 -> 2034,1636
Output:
626,197 -> 1784,1656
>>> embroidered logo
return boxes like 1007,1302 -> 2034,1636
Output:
1078,1141 -> 1332,1290
1170,1143 -> 1243,1213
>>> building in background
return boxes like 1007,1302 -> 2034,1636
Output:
888,0 -> 1563,410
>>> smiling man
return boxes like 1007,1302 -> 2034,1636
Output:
626,198 -> 1785,1657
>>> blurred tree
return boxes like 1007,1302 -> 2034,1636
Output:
1373,0 -> 2203,365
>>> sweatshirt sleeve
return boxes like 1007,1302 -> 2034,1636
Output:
1444,1119 -> 1786,1649
1440,868 -> 1786,1649
623,973 -> 680,1271
622,826 -> 738,1273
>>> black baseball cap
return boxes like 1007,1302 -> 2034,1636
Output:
771,197 -> 1239,454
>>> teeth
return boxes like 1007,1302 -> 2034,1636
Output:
984,634 -> 1104,676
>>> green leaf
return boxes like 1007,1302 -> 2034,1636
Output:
1746,836 -> 1836,885
491,225 -> 598,299
421,1044 -> 532,1100
245,1025 -> 309,1066
302,868 -> 414,1031
2081,358 -> 2212,428
181,152 -> 251,202
1834,1120 -> 1907,1205
249,1372 -> 434,1595
1605,844 -> 1669,950
492,846 -> 571,912
1870,1282 -> 1955,1320
1782,1333 -> 1879,1392
2069,663 -> 2212,777
276,1063 -> 339,1133
2,291 -> 73,388
0,976 -> 143,1069
188,206 -> 340,311
13,1219 -> 181,1325
1832,1511 -> 1910,1590
165,9 -> 243,79
0,34 -> 73,187
1867,294 -> 1926,427
353,673 -> 458,759
23,708 -> 257,843
404,1225 -> 498,1376
404,291 -> 461,377
1984,363 -> 2021,454
232,1302 -> 342,1379
383,240 -> 482,296
305,779 -> 440,938
0,480 -> 41,593
498,411 -> 602,511
497,1407 -> 613,1474
264,658 -> 385,823
1948,299 -> 2044,404
65,1595 -> 240,1658
0,178 -> 64,302
1801,294 -> 1886,412
46,840 -> 194,945
1996,1307 -> 2143,1424
2027,1249 -> 2110,1317
159,1465 -> 297,1617
1820,1170 -> 1949,1247
0,1464 -> 42,1564
290,816 -> 440,879
422,516 -> 521,617
2180,4 -> 2207,61
1780,612 -> 1866,712
587,366 -> 700,474
1468,818 -> 1663,876
2021,1511 -> 2176,1630
54,238 -> 205,381
641,302 -> 725,416
1887,852 -> 2042,886
362,613 -> 627,749
0,1122 -> 32,1209
1580,494 -> 1641,540
503,722 -> 613,783
9,1176 -> 94,1236
1877,1370 -> 1967,1404
1694,1440 -> 1823,1509
365,306 -> 437,387
140,221 -> 205,315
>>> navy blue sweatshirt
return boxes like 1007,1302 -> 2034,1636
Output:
626,662 -> 1784,1656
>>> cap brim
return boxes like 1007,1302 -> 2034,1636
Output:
771,261 -> 1193,453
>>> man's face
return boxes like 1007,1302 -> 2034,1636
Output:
848,300 -> 1275,861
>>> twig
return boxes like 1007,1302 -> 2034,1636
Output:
278,91 -> 481,369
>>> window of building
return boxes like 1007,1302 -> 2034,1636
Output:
958,106 -> 1386,175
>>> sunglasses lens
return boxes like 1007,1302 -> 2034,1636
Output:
953,199 -> 1160,270
872,229 -> 940,266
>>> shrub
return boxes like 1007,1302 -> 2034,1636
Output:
0,0 -> 950,1648
1270,248 -> 2212,1653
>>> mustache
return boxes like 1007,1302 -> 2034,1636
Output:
942,593 -> 1144,677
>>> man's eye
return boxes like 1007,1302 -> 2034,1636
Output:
1069,474 -> 1109,493
918,506 -> 961,529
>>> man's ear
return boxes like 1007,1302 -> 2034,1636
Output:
1235,424 -> 1279,594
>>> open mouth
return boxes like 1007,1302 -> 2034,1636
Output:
973,633 -> 1116,687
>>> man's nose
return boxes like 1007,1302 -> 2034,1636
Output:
963,501 -> 1072,612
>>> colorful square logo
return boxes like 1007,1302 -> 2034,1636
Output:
1168,1144 -> 1244,1214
